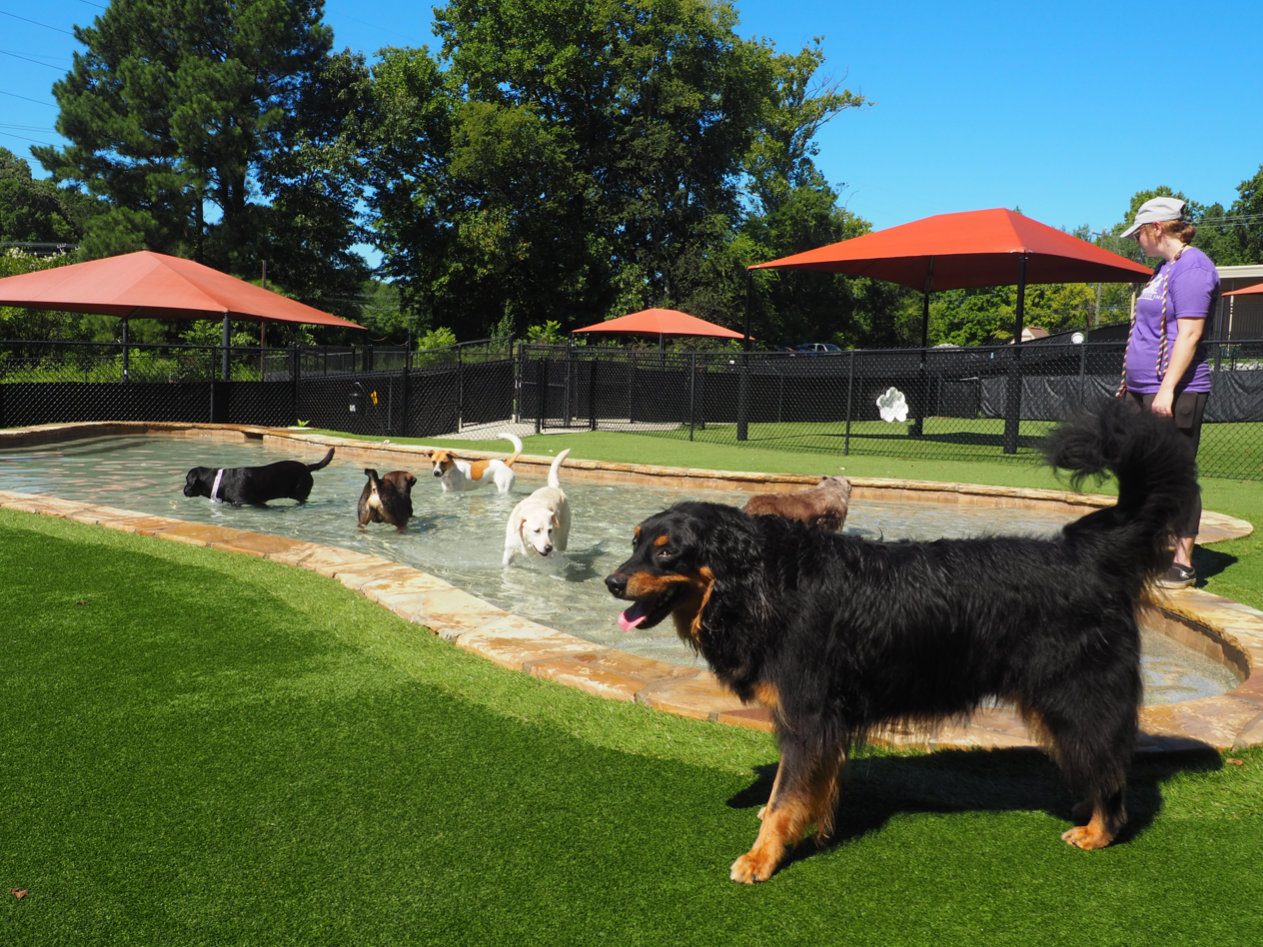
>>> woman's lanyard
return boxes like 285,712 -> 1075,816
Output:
1117,257 -> 1177,396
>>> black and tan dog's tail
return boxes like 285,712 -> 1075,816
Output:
308,448 -> 335,471
1045,399 -> 1198,575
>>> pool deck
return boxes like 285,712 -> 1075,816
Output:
4,421 -> 1262,753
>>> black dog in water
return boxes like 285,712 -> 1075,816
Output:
183,447 -> 335,506
605,401 -> 1197,883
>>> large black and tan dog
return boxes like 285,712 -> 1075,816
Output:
183,447 -> 335,506
605,402 -> 1197,883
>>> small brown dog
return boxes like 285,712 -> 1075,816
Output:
357,469 -> 417,531
741,475 -> 852,531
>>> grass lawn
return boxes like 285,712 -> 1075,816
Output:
654,416 -> 1263,481
3,430 -> 1263,945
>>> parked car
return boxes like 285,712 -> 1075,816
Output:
787,342 -> 842,356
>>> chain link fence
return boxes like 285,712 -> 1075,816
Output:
2,335 -> 1260,479
516,340 -> 1263,480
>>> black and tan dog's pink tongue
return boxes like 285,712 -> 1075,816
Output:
617,602 -> 649,632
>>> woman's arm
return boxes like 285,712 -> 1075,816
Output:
1151,317 -> 1205,417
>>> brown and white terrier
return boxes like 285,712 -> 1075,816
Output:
429,432 -> 522,494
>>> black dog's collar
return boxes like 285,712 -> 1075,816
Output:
210,468 -> 225,503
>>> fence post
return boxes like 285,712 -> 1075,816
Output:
844,349 -> 855,455
398,343 -> 411,437
588,355 -> 598,431
536,357 -> 548,434
736,355 -> 749,441
456,342 -> 465,432
1077,341 -> 1088,405
627,351 -> 634,422
563,346 -> 574,428
290,342 -> 300,424
909,349 -> 926,437
688,353 -> 696,441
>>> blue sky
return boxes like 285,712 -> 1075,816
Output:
3,0 -> 1261,240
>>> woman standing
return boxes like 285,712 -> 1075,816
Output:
1119,196 -> 1219,589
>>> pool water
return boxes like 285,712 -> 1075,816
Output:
0,435 -> 1240,702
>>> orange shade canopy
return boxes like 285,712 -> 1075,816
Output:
0,250 -> 363,328
573,307 -> 744,339
1223,282 -> 1263,297
750,208 -> 1152,291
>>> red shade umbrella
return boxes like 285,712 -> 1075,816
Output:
0,250 -> 363,329
749,207 -> 1152,291
573,307 -> 744,341
748,208 -> 1152,454
1223,282 -> 1263,296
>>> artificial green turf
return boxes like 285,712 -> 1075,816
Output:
3,508 -> 1263,945
5,426 -> 1263,944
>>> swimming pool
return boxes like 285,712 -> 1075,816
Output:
0,433 -> 1240,702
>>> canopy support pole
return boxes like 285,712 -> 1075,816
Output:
221,314 -> 231,382
1002,255 -> 1028,454
121,318 -> 129,382
738,269 -> 753,440
910,261 -> 933,437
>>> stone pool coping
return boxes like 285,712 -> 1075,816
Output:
3,421 -> 1261,753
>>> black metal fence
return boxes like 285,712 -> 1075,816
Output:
515,340 -> 1263,479
0,336 -> 515,438
2,335 -> 1261,480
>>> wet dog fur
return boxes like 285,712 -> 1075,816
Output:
503,449 -> 571,566
358,468 -> 417,531
430,433 -> 522,494
183,447 -> 335,506
742,475 -> 852,530
605,401 -> 1197,883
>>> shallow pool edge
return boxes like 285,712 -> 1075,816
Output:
3,420 -> 1260,752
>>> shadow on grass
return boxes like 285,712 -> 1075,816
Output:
1193,546 -> 1237,585
727,745 -> 1223,873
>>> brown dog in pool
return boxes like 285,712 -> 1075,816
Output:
358,468 -> 417,531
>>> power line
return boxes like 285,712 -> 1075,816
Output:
0,10 -> 76,35
0,47 -> 69,70
0,89 -> 57,108
0,129 -> 61,146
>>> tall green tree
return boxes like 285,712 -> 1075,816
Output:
0,148 -> 95,251
33,0 -> 369,319
360,0 -> 871,342
925,282 -> 1098,347
1196,164 -> 1263,267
